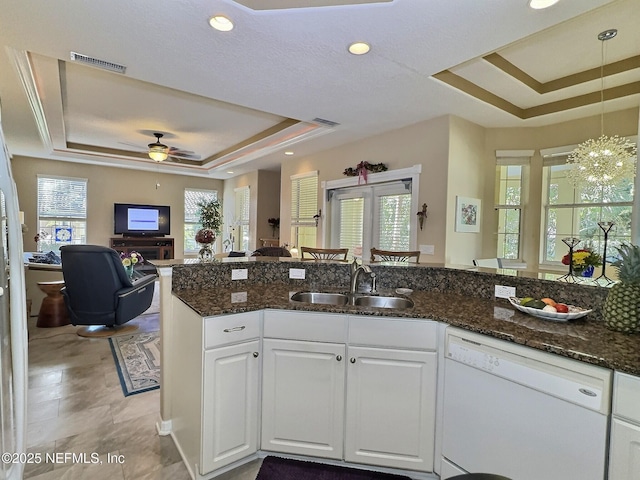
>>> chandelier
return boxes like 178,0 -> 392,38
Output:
566,29 -> 637,187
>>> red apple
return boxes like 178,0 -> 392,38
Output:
555,303 -> 569,313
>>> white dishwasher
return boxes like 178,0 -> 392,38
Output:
441,327 -> 612,480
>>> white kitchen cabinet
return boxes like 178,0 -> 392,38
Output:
169,298 -> 262,479
261,338 -> 346,459
201,340 -> 260,473
609,372 -> 640,480
344,346 -> 437,472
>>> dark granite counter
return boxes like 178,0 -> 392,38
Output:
153,258 -> 639,376
173,280 -> 640,377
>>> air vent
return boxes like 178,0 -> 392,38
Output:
69,52 -> 126,74
312,117 -> 340,127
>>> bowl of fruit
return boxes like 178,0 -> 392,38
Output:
508,297 -> 592,322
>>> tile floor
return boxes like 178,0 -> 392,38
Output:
25,312 -> 262,480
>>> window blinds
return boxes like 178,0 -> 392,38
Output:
377,193 -> 411,250
338,197 -> 364,251
291,173 -> 318,226
184,189 -> 218,223
37,176 -> 87,219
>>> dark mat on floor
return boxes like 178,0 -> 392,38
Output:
255,456 -> 412,480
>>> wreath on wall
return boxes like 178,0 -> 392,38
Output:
343,161 -> 388,183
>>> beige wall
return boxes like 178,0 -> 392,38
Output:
12,156 -> 223,258
280,116 -> 451,263
221,170 -> 281,252
446,116 -> 487,265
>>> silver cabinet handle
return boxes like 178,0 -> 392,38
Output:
350,357 -> 356,364
223,326 -> 246,333
336,355 -> 342,362
253,352 -> 259,358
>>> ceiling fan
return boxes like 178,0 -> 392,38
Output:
140,132 -> 201,163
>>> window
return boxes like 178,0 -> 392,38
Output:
330,180 -> 412,257
37,175 -> 87,252
184,188 -> 218,253
235,186 -> 250,252
542,157 -> 633,265
495,159 -> 526,259
290,172 -> 318,249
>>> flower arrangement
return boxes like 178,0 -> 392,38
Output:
562,247 -> 602,274
343,161 -> 388,183
120,251 -> 144,267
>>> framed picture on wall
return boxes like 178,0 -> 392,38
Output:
455,196 -> 481,233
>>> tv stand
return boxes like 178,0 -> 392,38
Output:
110,237 -> 174,261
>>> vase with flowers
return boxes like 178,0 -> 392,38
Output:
120,251 -> 143,279
196,199 -> 222,261
562,247 -> 602,277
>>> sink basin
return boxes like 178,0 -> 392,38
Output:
290,291 -> 349,306
353,295 -> 414,309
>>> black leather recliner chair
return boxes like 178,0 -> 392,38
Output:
60,245 -> 156,335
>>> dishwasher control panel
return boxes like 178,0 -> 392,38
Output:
446,332 -> 610,413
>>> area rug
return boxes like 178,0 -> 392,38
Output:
109,331 -> 160,396
255,456 -> 411,480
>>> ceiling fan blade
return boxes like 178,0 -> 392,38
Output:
169,151 -> 201,160
117,141 -> 146,151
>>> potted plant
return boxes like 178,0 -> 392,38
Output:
603,243 -> 640,333
268,217 -> 280,237
195,199 -> 222,260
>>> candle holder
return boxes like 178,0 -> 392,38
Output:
558,237 -> 582,283
594,221 -> 616,286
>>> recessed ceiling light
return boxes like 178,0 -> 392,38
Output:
209,15 -> 234,31
348,42 -> 370,55
284,151 -> 294,156
226,171 -> 234,174
528,0 -> 560,9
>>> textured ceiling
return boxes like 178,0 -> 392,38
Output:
0,0 -> 636,179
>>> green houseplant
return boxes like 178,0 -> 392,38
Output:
603,243 -> 640,333
195,199 -> 222,260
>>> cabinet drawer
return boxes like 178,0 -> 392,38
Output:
348,316 -> 437,350
263,309 -> 347,343
204,311 -> 261,349
613,371 -> 640,423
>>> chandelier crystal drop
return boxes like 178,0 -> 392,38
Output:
567,29 -> 637,187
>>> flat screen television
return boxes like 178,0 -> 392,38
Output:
114,203 -> 170,237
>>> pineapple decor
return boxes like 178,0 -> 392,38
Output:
603,243 -> 640,333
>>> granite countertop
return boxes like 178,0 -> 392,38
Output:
173,282 -> 640,376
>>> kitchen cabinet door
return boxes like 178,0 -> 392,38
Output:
261,338 -> 346,459
345,346 -> 437,472
609,418 -> 640,480
201,340 -> 260,474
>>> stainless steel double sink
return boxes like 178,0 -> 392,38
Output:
290,291 -> 414,310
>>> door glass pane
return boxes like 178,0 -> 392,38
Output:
377,194 -> 411,250
338,198 -> 364,254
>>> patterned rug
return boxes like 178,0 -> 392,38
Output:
256,456 -> 411,480
109,331 -> 160,396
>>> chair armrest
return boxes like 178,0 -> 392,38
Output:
117,274 -> 157,298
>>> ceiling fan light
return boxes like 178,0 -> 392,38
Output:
528,0 -> 560,9
209,15 -> 234,31
148,146 -> 169,162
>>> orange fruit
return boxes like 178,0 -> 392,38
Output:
541,297 -> 557,306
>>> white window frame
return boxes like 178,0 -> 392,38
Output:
290,171 -> 318,249
540,151 -> 634,267
184,188 -> 218,254
37,175 -> 87,252
235,186 -> 250,252
322,165 -> 421,253
494,151 -> 531,261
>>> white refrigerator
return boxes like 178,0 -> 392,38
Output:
0,107 -> 28,480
